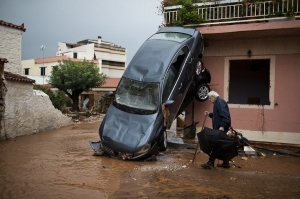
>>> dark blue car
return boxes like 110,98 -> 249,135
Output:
90,27 -> 211,160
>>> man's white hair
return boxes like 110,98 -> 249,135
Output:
207,91 -> 219,98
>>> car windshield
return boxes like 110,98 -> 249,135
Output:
113,77 -> 159,114
148,32 -> 190,43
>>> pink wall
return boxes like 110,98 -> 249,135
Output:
188,54 -> 300,133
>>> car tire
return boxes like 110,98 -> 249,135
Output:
195,83 -> 210,102
158,129 -> 167,152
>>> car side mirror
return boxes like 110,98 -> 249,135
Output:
105,91 -> 115,97
164,100 -> 174,106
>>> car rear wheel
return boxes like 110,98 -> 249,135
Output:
158,129 -> 167,151
195,83 -> 210,102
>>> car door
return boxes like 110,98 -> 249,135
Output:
164,46 -> 190,126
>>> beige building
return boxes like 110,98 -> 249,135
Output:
22,37 -> 127,84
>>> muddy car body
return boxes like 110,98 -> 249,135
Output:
91,27 -> 210,160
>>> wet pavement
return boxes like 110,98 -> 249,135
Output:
1,120 -> 300,199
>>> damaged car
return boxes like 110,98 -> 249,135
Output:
90,26 -> 210,160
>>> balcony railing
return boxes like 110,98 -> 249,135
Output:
164,0 -> 300,26
94,43 -> 126,52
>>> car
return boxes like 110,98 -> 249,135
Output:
90,26 -> 211,161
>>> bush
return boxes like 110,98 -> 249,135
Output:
98,95 -> 113,114
33,85 -> 71,112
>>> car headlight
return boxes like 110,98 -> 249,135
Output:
134,144 -> 151,156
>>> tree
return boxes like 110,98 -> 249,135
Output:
170,0 -> 203,26
49,59 -> 106,111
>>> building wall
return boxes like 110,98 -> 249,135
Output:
22,59 -> 59,76
189,35 -> 300,144
95,50 -> 126,62
1,80 -> 72,140
0,26 -> 23,74
101,67 -> 125,78
67,43 -> 94,60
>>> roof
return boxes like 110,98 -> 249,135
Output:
34,56 -> 98,64
63,42 -> 82,48
4,71 -> 35,83
0,58 -> 9,63
41,78 -> 120,89
0,20 -> 26,32
102,78 -> 120,88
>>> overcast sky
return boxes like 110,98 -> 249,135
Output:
0,0 -> 163,65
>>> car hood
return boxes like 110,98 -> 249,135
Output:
101,105 -> 159,153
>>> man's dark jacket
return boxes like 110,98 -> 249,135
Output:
208,97 -> 231,132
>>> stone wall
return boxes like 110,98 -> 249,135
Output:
0,62 -> 5,133
0,26 -> 22,74
0,80 -> 73,140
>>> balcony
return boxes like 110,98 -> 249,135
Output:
94,43 -> 126,52
164,0 -> 300,26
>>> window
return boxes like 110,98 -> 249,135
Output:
102,60 -> 125,67
24,68 -> 29,75
40,67 -> 46,76
162,66 -> 178,102
148,32 -> 191,43
113,77 -> 159,114
73,52 -> 77,58
228,59 -> 271,105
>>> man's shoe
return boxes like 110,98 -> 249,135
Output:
217,162 -> 230,168
201,162 -> 214,169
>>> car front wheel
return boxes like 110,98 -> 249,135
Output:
158,129 -> 167,151
195,83 -> 210,102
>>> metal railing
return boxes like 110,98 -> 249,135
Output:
164,0 -> 300,26
94,43 -> 126,52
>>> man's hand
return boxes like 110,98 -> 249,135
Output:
204,111 -> 209,116
219,127 -> 224,131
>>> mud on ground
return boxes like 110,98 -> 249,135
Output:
1,121 -> 299,199
112,147 -> 300,199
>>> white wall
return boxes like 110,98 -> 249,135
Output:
0,26 -> 23,74
95,51 -> 126,62
1,80 -> 72,140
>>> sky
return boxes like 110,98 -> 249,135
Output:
0,0 -> 163,65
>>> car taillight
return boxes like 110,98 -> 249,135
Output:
201,64 -> 205,72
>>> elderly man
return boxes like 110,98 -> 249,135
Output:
201,91 -> 231,169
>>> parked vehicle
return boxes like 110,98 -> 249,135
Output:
90,27 -> 211,160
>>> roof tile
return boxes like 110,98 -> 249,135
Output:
0,20 -> 26,32
4,71 -> 35,83
0,58 -> 9,63
102,78 -> 120,88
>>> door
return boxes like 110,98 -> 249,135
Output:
163,46 -> 191,126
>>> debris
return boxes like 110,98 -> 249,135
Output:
93,149 -> 105,156
102,165 -> 109,169
230,177 -> 236,181
241,157 -> 247,160
217,195 -> 231,199
182,165 -> 187,168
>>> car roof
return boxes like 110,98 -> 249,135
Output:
123,27 -> 197,82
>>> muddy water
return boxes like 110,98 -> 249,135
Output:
1,121 -> 300,199
0,121 -> 139,199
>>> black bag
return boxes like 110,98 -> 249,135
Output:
197,127 -> 238,162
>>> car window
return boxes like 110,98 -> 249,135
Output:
162,46 -> 189,103
162,65 -> 178,103
171,46 -> 189,72
148,32 -> 191,43
113,77 -> 159,114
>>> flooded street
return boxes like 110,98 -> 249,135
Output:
1,121 -> 300,199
